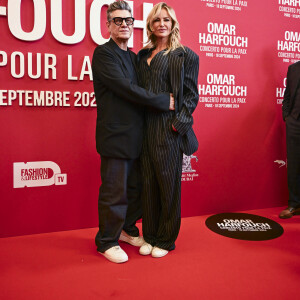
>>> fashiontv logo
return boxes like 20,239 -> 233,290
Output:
13,161 -> 67,188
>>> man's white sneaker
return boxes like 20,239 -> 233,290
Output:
99,246 -> 128,263
151,247 -> 168,258
119,230 -> 144,247
139,242 -> 153,255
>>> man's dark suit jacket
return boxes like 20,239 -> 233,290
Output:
282,61 -> 300,120
92,39 -> 170,159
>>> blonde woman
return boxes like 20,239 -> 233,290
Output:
138,2 -> 199,258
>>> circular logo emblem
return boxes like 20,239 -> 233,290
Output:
205,213 -> 284,241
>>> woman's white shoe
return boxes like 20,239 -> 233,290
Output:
139,242 -> 153,255
151,247 -> 168,258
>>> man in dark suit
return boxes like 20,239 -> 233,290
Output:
280,61 -> 300,219
92,0 -> 174,263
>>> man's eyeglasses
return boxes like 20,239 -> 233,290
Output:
109,17 -> 134,26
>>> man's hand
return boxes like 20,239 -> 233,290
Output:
169,94 -> 175,111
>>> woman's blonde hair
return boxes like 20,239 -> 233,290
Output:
144,2 -> 183,53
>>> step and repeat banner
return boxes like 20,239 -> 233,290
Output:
0,0 -> 299,237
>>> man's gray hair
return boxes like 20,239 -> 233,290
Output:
107,1 -> 132,21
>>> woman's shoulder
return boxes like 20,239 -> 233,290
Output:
170,46 -> 198,59
182,46 -> 199,59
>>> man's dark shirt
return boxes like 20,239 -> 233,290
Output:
118,48 -> 138,84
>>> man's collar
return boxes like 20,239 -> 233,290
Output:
108,38 -> 128,53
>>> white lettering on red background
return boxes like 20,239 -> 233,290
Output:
0,0 -> 153,46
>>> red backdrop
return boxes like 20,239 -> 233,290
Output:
0,0 -> 299,237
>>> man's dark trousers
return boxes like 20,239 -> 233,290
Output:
286,116 -> 300,208
282,61 -> 300,209
95,157 -> 142,253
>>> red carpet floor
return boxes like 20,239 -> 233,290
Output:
1,207 -> 299,300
